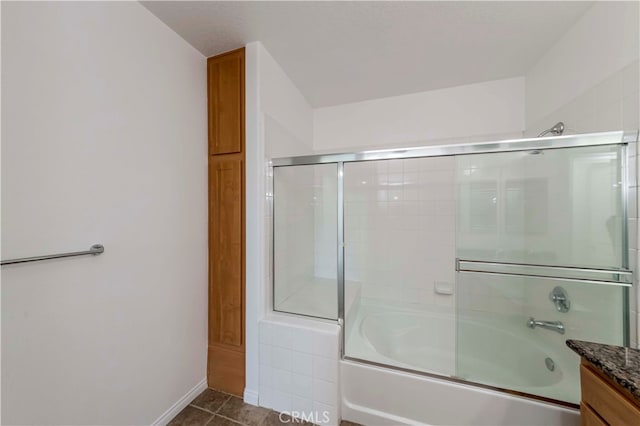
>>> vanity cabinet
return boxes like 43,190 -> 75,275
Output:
580,360 -> 640,425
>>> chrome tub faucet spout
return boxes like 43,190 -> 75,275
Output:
527,317 -> 565,334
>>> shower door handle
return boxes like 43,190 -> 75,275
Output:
455,258 -> 632,287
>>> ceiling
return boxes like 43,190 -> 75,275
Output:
142,1 -> 594,108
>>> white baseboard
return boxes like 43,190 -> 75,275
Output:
244,388 -> 259,406
152,378 -> 208,426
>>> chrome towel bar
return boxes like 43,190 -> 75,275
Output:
1,244 -> 105,266
456,258 -> 632,287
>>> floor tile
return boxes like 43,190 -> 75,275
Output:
207,415 -> 243,426
218,396 -> 270,426
168,406 -> 214,426
191,389 -> 231,413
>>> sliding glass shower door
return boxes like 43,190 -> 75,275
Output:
455,144 -> 629,403
270,131 -> 635,406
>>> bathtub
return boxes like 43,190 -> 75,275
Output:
342,303 -> 580,425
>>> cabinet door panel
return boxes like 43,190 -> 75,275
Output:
209,156 -> 243,347
208,49 -> 244,155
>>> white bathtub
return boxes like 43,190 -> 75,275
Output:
362,311 -> 565,392
343,304 -> 579,425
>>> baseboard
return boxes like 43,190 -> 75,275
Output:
243,387 -> 259,406
152,378 -> 208,426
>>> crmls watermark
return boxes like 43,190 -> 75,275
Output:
278,410 -> 331,424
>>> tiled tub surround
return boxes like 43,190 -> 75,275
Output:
258,318 -> 341,426
344,157 -> 456,310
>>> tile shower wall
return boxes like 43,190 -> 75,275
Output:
344,157 -> 456,309
258,319 -> 340,426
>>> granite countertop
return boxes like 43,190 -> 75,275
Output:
567,339 -> 640,401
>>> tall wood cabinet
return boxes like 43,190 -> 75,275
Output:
207,48 -> 245,396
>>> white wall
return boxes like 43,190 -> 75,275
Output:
525,1 -> 639,130
244,41 -> 315,405
314,76 -> 525,152
1,2 -> 207,424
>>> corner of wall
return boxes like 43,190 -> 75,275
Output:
244,40 -> 264,404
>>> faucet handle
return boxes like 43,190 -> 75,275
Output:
549,286 -> 570,313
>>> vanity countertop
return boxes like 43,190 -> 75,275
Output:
567,339 -> 640,401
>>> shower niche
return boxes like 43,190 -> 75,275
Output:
270,131 -> 637,405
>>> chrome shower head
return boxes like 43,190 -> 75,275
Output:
537,122 -> 565,137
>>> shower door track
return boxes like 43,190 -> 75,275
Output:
341,355 -> 580,410
271,130 -> 638,166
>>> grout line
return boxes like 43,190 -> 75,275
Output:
216,395 -> 236,413
216,395 -> 233,413
188,404 -> 218,415
182,405 -> 215,423
214,412 -> 252,426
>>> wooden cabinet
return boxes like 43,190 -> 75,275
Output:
580,361 -> 640,425
207,48 -> 245,396
208,49 -> 244,155
209,156 -> 244,347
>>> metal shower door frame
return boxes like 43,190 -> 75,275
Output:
269,129 -> 639,383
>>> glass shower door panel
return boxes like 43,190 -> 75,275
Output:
456,271 -> 625,403
342,157 -> 457,377
456,145 -> 624,269
273,164 -> 338,320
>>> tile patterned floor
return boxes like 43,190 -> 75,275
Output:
168,388 -> 362,426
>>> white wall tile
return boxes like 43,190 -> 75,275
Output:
273,368 -> 292,392
291,396 -> 314,418
291,373 -> 313,399
260,344 -> 272,367
313,332 -> 339,359
313,379 -> 336,406
260,365 -> 273,388
623,91 -> 639,131
259,386 -> 275,409
272,326 -> 293,349
292,351 -> 313,376
291,327 -> 313,353
258,319 -> 340,423
313,356 -> 338,383
272,346 -> 293,371
260,322 -> 273,344
271,390 -> 293,414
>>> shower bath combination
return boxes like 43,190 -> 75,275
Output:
270,130 -> 638,416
